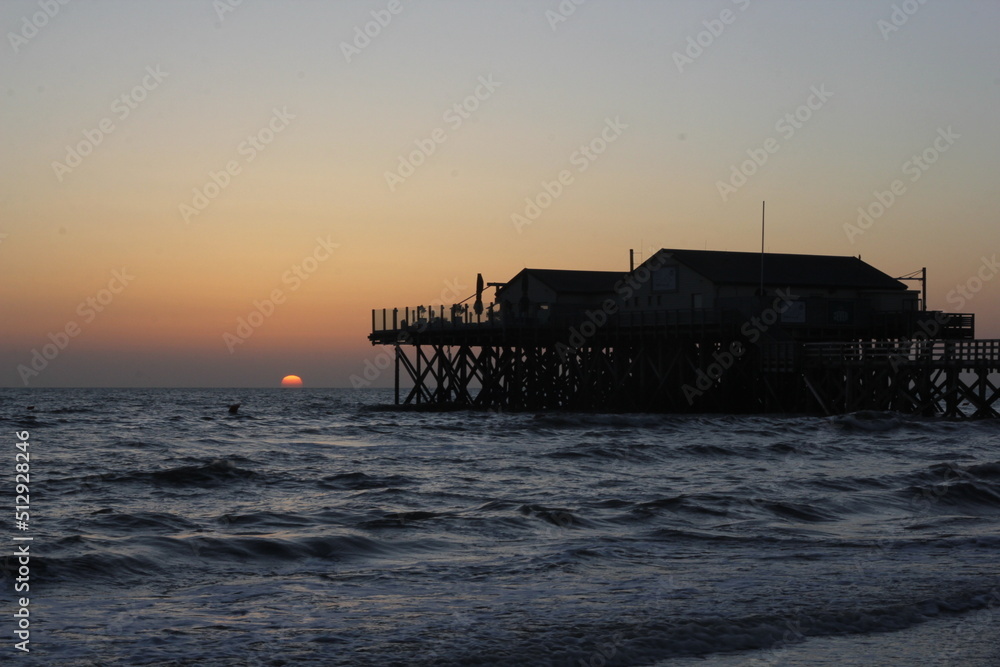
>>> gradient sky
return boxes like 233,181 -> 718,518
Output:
2,0 -> 998,387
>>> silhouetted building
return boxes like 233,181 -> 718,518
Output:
368,249 -> 992,416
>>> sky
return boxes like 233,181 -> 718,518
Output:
2,0 -> 998,388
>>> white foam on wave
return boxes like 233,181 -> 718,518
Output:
659,603 -> 1000,666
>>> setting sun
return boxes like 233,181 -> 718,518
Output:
280,375 -> 303,388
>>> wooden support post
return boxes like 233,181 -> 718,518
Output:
394,344 -> 400,405
415,344 -> 422,405
368,311 -> 999,417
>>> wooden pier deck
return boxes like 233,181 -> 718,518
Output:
798,339 -> 1000,418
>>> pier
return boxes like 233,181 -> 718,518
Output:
367,250 -> 1000,418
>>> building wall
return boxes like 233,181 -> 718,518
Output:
493,260 -> 920,332
870,290 -> 920,311
496,273 -> 558,306
499,272 -> 631,308
615,251 -> 921,334
621,256 -> 718,311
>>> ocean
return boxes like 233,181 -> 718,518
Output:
2,388 -> 999,666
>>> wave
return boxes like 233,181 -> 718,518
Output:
20,532 -> 447,584
518,504 -> 588,528
633,495 -> 687,511
542,441 -> 658,462
594,589 -> 1000,665
146,458 -> 261,486
37,458 -> 262,495
677,442 -> 744,457
902,480 -> 1000,511
87,510 -> 201,533
806,474 -> 895,492
898,460 -> 1000,512
827,410 -> 965,434
409,586 -> 1000,666
215,511 -> 316,529
526,412 -> 681,432
360,510 -> 445,529
756,500 -> 839,522
4,405 -> 98,415
965,461 -> 1000,479
319,472 -> 416,490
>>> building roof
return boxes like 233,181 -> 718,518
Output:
501,268 -> 626,295
654,249 -> 908,291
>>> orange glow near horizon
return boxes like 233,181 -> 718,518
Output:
280,375 -> 303,387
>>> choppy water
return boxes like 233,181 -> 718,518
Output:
2,388 -> 999,666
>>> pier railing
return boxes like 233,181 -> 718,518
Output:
802,339 -> 1000,368
370,303 -> 740,337
371,303 -> 505,333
